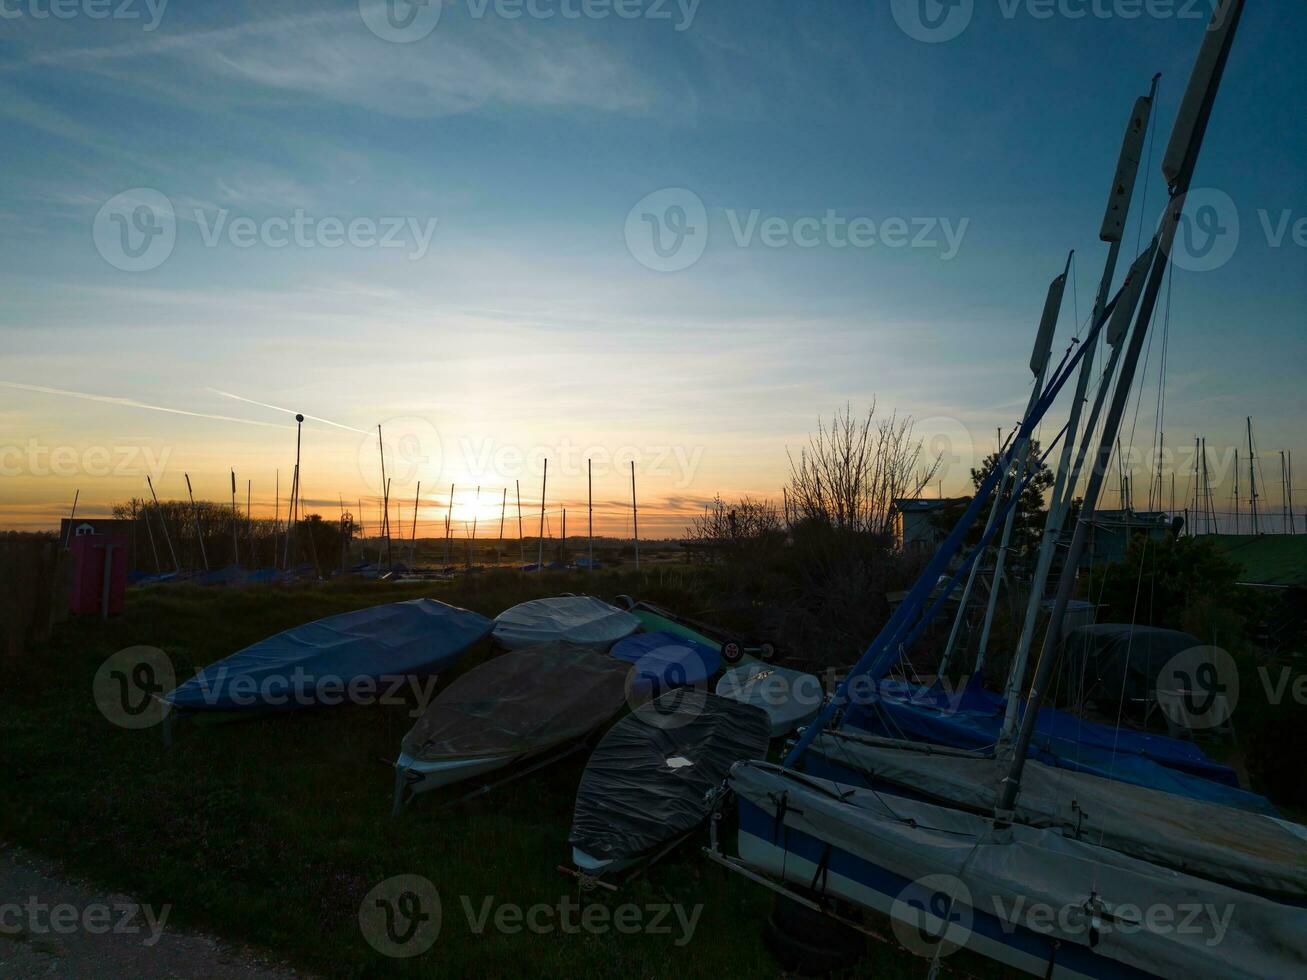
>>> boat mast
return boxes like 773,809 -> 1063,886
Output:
147,475 -> 180,572
230,469 -> 240,568
444,483 -> 454,568
538,460 -> 547,572
1233,447 -> 1240,534
1247,416 -> 1260,534
998,0 -> 1247,817
469,485 -> 479,569
410,481 -> 421,566
631,460 -> 640,571
588,458 -> 594,572
185,473 -> 209,572
941,256 -> 1069,678
498,488 -> 507,568
516,480 -> 524,565
974,252 -> 1072,674
1281,450 -> 1290,534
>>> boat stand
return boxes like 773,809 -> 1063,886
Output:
440,740 -> 591,810
558,827 -> 698,893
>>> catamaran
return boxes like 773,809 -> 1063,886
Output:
707,3 -> 1307,976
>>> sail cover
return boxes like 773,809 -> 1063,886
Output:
842,679 -> 1269,812
492,596 -> 640,651
805,729 -> 1307,902
401,642 -> 631,762
165,599 -> 492,711
608,630 -> 721,700
1061,623 -> 1202,710
731,762 -> 1307,980
570,691 -> 770,865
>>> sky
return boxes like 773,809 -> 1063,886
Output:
1,0 -> 1304,537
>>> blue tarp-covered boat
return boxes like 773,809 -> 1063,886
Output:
164,598 -> 492,712
843,677 -> 1273,814
608,630 -> 721,700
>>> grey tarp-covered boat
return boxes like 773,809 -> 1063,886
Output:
570,690 -> 771,875
804,728 -> 1307,902
728,762 -> 1307,980
394,642 -> 632,806
491,596 -> 640,651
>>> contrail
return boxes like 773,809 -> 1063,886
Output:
207,388 -> 370,434
0,381 -> 292,429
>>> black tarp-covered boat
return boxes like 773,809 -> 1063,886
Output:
569,690 -> 771,875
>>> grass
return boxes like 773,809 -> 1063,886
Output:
0,570 -> 956,979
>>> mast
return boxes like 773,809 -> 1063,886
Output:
141,497 -> 160,571
516,480 -> 524,565
444,484 -> 454,568
410,481 -> 420,566
1001,207 -> 1159,739
185,473 -> 209,571
1247,417 -> 1260,534
1203,437 -> 1219,533
247,480 -> 254,565
1290,451 -> 1298,534
537,460 -> 547,572
631,460 -> 640,571
497,488 -> 507,568
470,485 -> 479,568
377,425 -> 391,567
230,469 -> 240,568
63,489 -> 79,546
286,415 -> 304,568
1280,450 -> 1289,534
147,475 -> 180,572
998,0 -> 1247,817
975,252 -> 1072,674
588,458 -> 594,571
1232,448 -> 1240,535
942,254 -> 1070,677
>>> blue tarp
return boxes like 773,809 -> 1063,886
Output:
844,682 -> 1271,814
844,678 -> 1274,814
165,598 -> 493,711
608,630 -> 721,700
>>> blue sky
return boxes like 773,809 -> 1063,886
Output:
1,1 -> 1303,532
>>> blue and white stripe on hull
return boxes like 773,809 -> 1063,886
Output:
736,797 -> 1142,980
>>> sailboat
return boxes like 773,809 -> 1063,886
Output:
826,72 -> 1267,813
708,3 -> 1307,976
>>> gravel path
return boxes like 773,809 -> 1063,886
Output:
0,844 -> 309,979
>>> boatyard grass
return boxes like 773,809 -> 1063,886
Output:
0,575 -> 980,979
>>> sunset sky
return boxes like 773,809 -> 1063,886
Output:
2,2 -> 1303,537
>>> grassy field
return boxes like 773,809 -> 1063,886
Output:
0,570 -> 963,979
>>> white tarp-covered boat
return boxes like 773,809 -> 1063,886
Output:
727,762 -> 1307,980
492,596 -> 640,651
715,662 -> 822,738
803,728 -> 1307,903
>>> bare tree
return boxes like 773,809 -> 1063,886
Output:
688,495 -> 782,560
786,402 -> 940,537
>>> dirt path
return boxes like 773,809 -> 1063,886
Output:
0,844 -> 309,979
